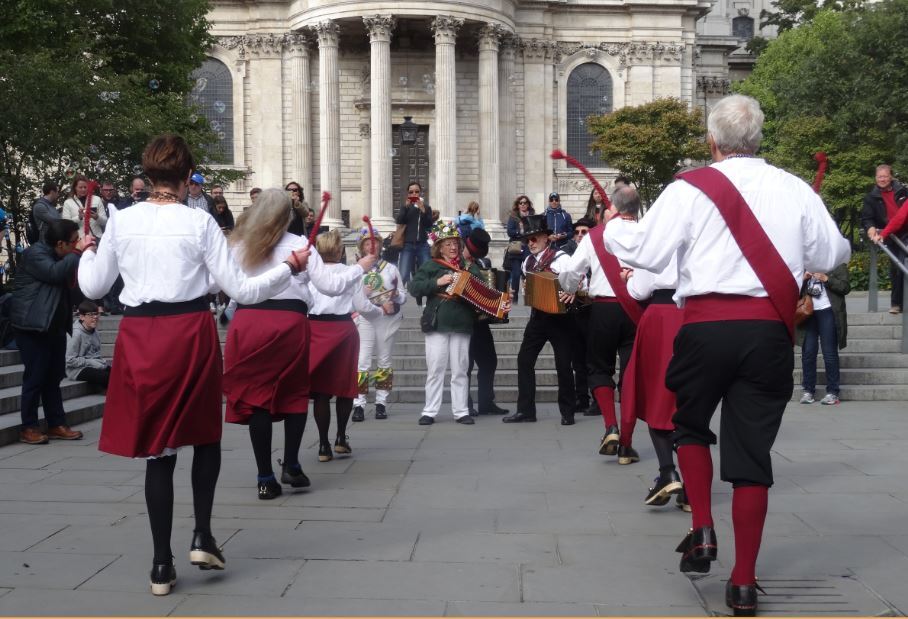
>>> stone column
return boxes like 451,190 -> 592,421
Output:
363,15 -> 396,231
478,24 -> 504,233
286,33 -> 312,201
431,16 -> 463,219
314,20 -> 343,228
245,34 -> 285,188
521,38 -> 554,206
497,35 -> 517,231
359,121 -> 371,224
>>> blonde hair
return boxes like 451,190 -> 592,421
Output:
315,229 -> 344,262
466,201 -> 480,216
229,188 -> 292,270
431,237 -> 461,259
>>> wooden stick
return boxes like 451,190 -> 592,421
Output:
362,215 -> 378,255
83,180 -> 99,238
551,150 -> 611,223
306,191 -> 332,246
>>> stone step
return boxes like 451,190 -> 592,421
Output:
791,384 -> 908,402
385,385 -> 559,404
791,367 -> 908,386
0,394 -> 106,447
0,381 -> 95,416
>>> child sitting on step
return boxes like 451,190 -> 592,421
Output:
66,301 -> 111,388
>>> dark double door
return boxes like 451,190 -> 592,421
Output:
391,123 -> 430,218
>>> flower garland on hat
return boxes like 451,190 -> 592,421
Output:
427,219 -> 460,247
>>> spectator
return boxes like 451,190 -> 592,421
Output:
545,192 -> 573,249
585,188 -> 606,222
184,172 -> 215,214
395,181 -> 433,286
455,201 -> 485,238
211,196 -> 235,233
66,300 -> 111,388
798,263 -> 850,405
211,185 -> 224,199
505,195 -> 534,302
249,187 -> 262,205
863,164 -> 908,313
284,182 -> 308,235
99,182 -> 119,217
10,218 -> 90,444
117,176 -> 148,211
62,174 -> 107,239
32,181 -> 62,243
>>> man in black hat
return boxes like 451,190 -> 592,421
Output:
462,229 -> 509,416
503,214 -> 577,425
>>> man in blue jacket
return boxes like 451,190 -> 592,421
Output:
545,192 -> 573,249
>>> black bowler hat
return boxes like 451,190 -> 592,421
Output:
465,228 -> 491,259
519,214 -> 551,240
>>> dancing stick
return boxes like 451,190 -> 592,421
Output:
811,152 -> 828,194
362,215 -> 378,256
551,150 -> 612,223
306,191 -> 332,247
83,180 -> 99,238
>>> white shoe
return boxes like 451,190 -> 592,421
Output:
209,302 -> 217,314
799,392 -> 815,404
820,393 -> 840,405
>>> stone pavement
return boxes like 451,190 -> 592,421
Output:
0,399 -> 907,616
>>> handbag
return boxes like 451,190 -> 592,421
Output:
390,223 -> 406,249
794,280 -> 814,326
420,299 -> 445,333
507,240 -> 523,255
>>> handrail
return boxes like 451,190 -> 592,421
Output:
875,238 -> 908,353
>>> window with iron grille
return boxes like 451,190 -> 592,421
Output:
732,16 -> 755,41
566,63 -> 613,168
189,58 -> 234,165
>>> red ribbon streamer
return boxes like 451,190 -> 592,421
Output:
811,152 -> 828,194
362,215 -> 378,255
306,191 -> 332,246
551,150 -> 611,223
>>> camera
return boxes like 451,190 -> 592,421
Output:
806,281 -> 824,297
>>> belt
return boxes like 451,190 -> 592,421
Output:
124,297 -> 208,317
649,289 -> 677,305
308,313 -> 352,322
237,299 -> 309,314
592,296 -> 619,304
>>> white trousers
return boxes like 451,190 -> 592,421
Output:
423,331 -> 470,419
354,313 -> 402,407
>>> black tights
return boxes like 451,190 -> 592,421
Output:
145,442 -> 221,564
312,393 -> 352,447
248,409 -> 308,477
649,427 -> 677,476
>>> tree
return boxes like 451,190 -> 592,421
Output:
736,0 -> 908,243
759,0 -> 867,32
0,0 -> 241,267
587,98 -> 711,207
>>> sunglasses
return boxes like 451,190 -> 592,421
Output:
518,200 -> 528,205
287,187 -> 300,193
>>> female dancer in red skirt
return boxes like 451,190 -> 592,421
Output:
78,135 -> 309,596
224,189 -> 377,500
308,230 -> 384,462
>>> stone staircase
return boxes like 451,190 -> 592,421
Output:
0,306 -> 905,446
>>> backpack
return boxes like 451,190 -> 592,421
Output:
25,209 -> 39,244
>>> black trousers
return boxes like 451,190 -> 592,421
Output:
888,239 -> 905,307
587,302 -> 636,392
667,320 -> 793,487
517,310 -> 575,416
16,330 -> 67,428
76,366 -> 111,388
468,321 -> 498,410
571,309 -> 590,405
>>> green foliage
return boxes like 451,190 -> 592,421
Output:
849,249 -> 891,291
759,0 -> 868,32
0,0 -> 243,257
587,99 -> 711,207
737,0 -> 908,243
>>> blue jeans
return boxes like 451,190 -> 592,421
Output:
801,308 -> 840,395
509,255 -> 524,301
398,241 -> 430,286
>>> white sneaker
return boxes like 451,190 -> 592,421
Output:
209,302 -> 217,314
799,392 -> 815,404
820,393 -> 840,405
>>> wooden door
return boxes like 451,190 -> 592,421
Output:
392,124 -> 430,218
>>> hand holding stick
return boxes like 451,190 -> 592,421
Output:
306,191 -> 332,247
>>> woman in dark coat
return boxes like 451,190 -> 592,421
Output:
504,195 -> 534,302
797,262 -> 850,405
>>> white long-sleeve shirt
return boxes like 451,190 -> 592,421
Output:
604,158 -> 851,303
626,253 -> 680,302
558,232 -> 629,297
62,195 -> 108,238
308,263 -> 382,320
78,201 -> 291,305
361,260 -> 408,307
522,248 -> 573,277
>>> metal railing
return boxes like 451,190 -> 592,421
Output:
867,237 -> 908,353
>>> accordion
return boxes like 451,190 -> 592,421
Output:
525,271 -> 566,314
445,270 -> 510,319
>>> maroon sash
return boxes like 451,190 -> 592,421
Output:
589,225 -> 643,325
677,166 -> 798,341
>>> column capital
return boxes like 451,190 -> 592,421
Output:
359,122 -> 371,138
363,15 -> 396,43
478,23 -> 507,52
312,20 -> 340,47
238,33 -> 285,58
431,15 -> 464,45
284,32 -> 312,55
499,33 -> 518,60
520,37 -> 556,64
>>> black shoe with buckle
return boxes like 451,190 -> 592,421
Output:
726,580 -> 764,617
150,559 -> 176,596
480,403 -> 509,415
352,406 -> 365,422
318,442 -> 333,462
190,531 -> 225,570
617,445 -> 640,465
456,415 -> 475,425
375,404 -> 387,419
418,415 -> 434,426
278,459 -> 311,488
502,412 -> 537,423
645,470 -> 683,506
598,426 -> 620,455
257,477 -> 282,500
675,526 -> 717,573
676,486 -> 692,512
334,435 -> 352,455
560,413 -> 575,426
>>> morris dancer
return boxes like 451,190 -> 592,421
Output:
352,227 -> 407,422
604,95 -> 850,616
309,230 -> 384,462
78,135 -> 310,596
502,214 -> 577,426
223,189 -> 377,500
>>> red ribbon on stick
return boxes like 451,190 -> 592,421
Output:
362,215 -> 379,256
83,180 -> 99,238
550,150 -> 611,223
306,191 -> 332,247
811,152 -> 828,194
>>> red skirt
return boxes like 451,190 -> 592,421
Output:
223,307 -> 310,424
98,311 -> 222,458
621,302 -> 684,431
309,316 -> 359,398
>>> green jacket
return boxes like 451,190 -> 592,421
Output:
409,258 -> 482,334
796,262 -> 850,349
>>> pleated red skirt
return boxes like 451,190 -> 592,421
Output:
98,311 -> 222,458
309,316 -> 359,398
223,308 -> 310,424
621,302 -> 684,431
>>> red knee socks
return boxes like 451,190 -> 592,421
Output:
677,444 -> 714,529
593,386 -> 617,428
730,485 -> 768,586
619,406 -> 636,448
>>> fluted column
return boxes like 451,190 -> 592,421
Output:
522,39 -> 555,206
364,15 -> 396,231
478,24 -> 504,231
431,16 -> 463,219
314,20 -> 343,228
244,34 -> 285,188
286,33 -> 312,201
360,122 -> 371,223
498,35 -> 517,229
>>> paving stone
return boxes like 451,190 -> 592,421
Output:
592,604 -> 707,616
173,593 -> 445,616
0,588 -> 186,615
794,506 -> 908,535
28,521 -> 240,556
446,601 -> 599,615
391,485 -> 546,511
0,551 -> 119,589
0,482 -> 140,503
495,507 -> 617,535
381,506 -> 498,534
412,532 -> 557,565
224,522 -> 418,561
522,564 -> 693,605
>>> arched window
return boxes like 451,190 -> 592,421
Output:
189,58 -> 234,164
566,63 -> 613,168
733,16 -> 755,41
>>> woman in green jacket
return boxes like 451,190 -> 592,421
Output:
797,262 -> 850,405
409,221 -> 484,426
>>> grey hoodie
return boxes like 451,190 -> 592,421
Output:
65,320 -> 109,380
